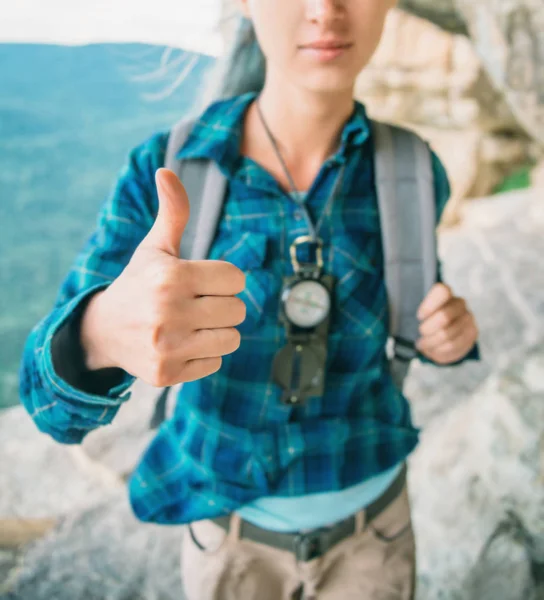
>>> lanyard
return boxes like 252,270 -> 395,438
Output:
256,100 -> 345,245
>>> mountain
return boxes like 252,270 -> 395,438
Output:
0,43 -> 213,408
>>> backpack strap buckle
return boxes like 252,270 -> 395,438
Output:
387,336 -> 417,363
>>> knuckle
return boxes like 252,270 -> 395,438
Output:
201,299 -> 216,324
443,340 -> 456,354
441,328 -> 454,343
438,310 -> 452,328
176,334 -> 194,361
149,317 -> 168,352
152,279 -> 171,299
178,260 -> 197,294
149,262 -> 173,289
456,297 -> 467,313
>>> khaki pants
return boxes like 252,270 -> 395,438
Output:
180,484 -> 416,600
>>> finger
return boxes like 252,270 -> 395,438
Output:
417,283 -> 453,321
151,298 -> 247,352
158,329 -> 240,382
177,357 -> 223,384
184,327 -> 242,360
192,296 -> 247,329
420,324 -> 476,364
417,312 -> 474,353
183,260 -> 246,297
419,297 -> 467,337
140,168 -> 190,256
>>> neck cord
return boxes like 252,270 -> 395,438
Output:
255,99 -> 345,243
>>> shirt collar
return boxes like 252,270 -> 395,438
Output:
175,91 -> 370,177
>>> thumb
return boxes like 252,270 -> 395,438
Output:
141,168 -> 190,256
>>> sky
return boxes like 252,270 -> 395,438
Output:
0,0 -> 224,55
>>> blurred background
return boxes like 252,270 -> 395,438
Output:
1,2 -> 543,599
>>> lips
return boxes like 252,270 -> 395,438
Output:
302,41 -> 353,50
299,41 -> 353,62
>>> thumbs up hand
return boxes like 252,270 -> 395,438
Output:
80,169 -> 246,386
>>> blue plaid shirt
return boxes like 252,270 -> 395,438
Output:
19,92 -> 478,525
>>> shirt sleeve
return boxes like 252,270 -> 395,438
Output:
18,132 -> 168,444
416,148 -> 480,366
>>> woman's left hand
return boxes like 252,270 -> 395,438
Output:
415,283 -> 479,365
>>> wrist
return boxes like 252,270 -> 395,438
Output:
80,290 -> 117,371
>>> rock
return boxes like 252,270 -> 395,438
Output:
356,9 -> 534,222
404,188 -> 544,598
455,1 -> 544,148
0,550 -> 19,595
408,342 -> 544,599
407,187 -> 544,425
356,11 -> 483,130
532,161 -> 544,188
463,512 -> 541,600
399,0 -> 544,149
399,0 -> 467,34
0,406 -> 123,524
0,405 -> 126,593
0,520 -> 56,549
80,379 -> 177,480
0,492 -> 184,600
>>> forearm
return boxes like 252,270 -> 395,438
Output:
19,286 -> 135,444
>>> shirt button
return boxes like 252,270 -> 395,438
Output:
294,211 -> 303,221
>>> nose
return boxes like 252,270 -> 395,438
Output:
304,0 -> 344,23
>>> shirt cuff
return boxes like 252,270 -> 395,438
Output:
417,342 -> 481,367
43,285 -> 136,405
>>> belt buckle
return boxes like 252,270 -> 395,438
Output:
293,530 -> 324,562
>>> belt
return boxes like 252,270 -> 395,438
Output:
211,464 -> 406,562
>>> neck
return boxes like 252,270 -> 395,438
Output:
255,68 -> 355,170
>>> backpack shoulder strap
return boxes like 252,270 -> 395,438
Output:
164,119 -> 228,260
371,121 -> 438,388
150,119 -> 228,429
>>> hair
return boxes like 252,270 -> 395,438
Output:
133,7 -> 267,116
197,11 -> 266,111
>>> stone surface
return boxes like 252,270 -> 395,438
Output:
399,0 -> 466,34
409,345 -> 544,599
398,0 -> 544,149
355,9 -> 535,225
80,379 -> 173,480
1,188 -> 543,599
0,406 -> 122,522
533,161 -> 544,188
455,0 -> 544,148
0,492 -> 183,600
406,186 -> 544,425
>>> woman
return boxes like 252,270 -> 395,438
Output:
20,1 -> 479,598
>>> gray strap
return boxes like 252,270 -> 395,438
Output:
164,119 -> 228,260
372,122 -> 437,389
150,121 -> 228,428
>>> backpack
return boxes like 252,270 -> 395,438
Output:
150,118 -> 437,428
